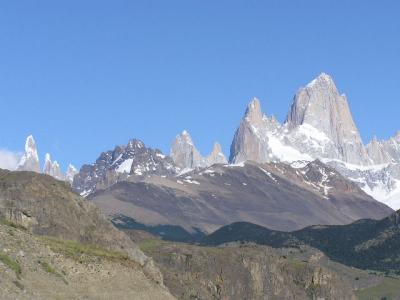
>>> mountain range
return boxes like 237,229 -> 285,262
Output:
68,73 -> 400,211
202,209 -> 400,274
16,135 -> 77,183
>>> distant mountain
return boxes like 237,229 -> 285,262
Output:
17,135 -> 41,173
229,74 -> 400,208
73,138 -> 179,196
89,160 -> 392,236
170,130 -> 227,170
16,135 -> 77,184
43,153 -> 64,180
0,168 -> 164,280
202,209 -> 400,273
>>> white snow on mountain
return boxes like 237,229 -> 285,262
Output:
65,164 -> 78,184
229,74 -> 400,209
17,135 -> 41,173
14,135 -> 76,183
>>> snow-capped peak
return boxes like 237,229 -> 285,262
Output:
245,97 -> 263,123
42,152 -> 64,180
66,164 -> 78,184
17,135 -> 41,173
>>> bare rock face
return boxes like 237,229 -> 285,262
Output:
206,142 -> 227,165
170,130 -> 205,169
65,163 -> 78,184
227,74 -> 400,208
231,74 -> 370,165
286,73 -> 369,164
73,138 -> 178,196
171,130 -> 227,169
43,153 -> 64,180
366,132 -> 400,164
17,135 -> 41,173
0,169 -> 167,286
229,98 -> 267,163
143,241 -> 356,300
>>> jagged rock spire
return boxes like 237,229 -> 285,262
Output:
66,164 -> 78,184
42,153 -> 64,180
245,97 -> 263,124
17,135 -> 41,173
286,73 -> 369,165
206,142 -> 227,165
170,130 -> 205,169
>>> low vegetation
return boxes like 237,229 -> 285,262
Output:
38,260 -> 68,284
0,218 -> 27,231
41,237 -> 129,263
0,252 -> 22,278
355,277 -> 400,300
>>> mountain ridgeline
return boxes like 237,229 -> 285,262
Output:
202,209 -> 400,273
72,73 -> 400,210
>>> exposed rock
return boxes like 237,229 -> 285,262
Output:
206,142 -> 227,165
65,163 -> 78,184
90,160 -> 392,235
141,240 -> 359,300
17,135 -> 40,173
0,221 -> 175,300
43,153 -> 64,180
0,169 -> 164,284
73,139 -> 178,196
170,130 -> 206,169
286,73 -> 369,165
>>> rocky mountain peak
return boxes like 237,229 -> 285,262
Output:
42,153 -> 64,180
206,142 -> 227,165
286,73 -> 369,164
43,153 -> 53,174
17,135 -> 41,173
170,130 -> 204,169
73,138 -> 177,196
306,72 -> 336,89
245,97 -> 263,124
66,163 -> 78,184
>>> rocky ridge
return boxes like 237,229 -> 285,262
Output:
90,160 -> 391,235
73,139 -> 178,196
229,73 -> 400,208
170,130 -> 227,170
16,135 -> 77,184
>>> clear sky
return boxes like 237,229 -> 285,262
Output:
0,1 -> 399,171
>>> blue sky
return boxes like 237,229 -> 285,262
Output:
0,1 -> 399,170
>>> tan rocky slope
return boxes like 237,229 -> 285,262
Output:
91,160 -> 392,235
0,169 -> 175,299
0,221 -> 175,299
137,235 -> 400,300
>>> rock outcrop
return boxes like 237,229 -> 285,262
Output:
65,163 -> 78,184
73,139 -> 178,196
43,153 -> 64,180
229,74 -> 400,209
206,142 -> 227,165
170,130 -> 227,169
90,160 -> 392,235
170,130 -> 205,169
17,135 -> 40,173
286,73 -> 370,164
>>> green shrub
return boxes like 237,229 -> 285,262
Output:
0,252 -> 22,278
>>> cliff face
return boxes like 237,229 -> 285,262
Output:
140,240 -> 356,300
0,221 -> 175,300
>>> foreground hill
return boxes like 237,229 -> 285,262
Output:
90,160 -> 392,238
135,233 -> 400,300
0,169 -> 174,298
0,221 -> 174,299
202,210 -> 400,273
